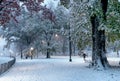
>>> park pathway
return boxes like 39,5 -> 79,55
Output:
0,56 -> 119,81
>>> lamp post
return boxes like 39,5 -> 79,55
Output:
69,25 -> 72,62
69,35 -> 72,62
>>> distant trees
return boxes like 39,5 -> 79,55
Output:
2,10 -> 39,58
1,0 -> 57,58
63,1 -> 92,54
54,5 -> 70,55
105,0 -> 120,57
106,0 -> 120,43
1,0 -> 120,64
4,14 -> 54,59
0,0 -> 46,25
2,1 -> 70,58
69,1 -> 92,52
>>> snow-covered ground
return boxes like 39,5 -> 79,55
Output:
0,56 -> 120,81
0,57 -> 13,64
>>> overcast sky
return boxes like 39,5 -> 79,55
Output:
43,0 -> 60,10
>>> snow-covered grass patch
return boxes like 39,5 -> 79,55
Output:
0,57 -> 13,64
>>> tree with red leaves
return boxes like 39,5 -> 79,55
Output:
0,0 -> 55,25
0,0 -> 20,25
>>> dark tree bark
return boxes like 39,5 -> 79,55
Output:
99,30 -> 109,67
101,0 -> 108,20
46,41 -> 50,58
91,0 -> 109,68
20,47 -> 23,59
91,14 -> 97,66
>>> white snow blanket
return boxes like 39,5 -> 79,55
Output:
0,56 -> 120,81
0,57 -> 13,64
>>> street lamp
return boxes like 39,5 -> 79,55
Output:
55,34 -> 58,37
30,47 -> 34,51
69,25 -> 72,62
55,34 -> 60,41
30,47 -> 34,59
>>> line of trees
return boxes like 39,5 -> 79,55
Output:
1,0 -> 120,69
1,0 -> 73,59
61,0 -> 120,69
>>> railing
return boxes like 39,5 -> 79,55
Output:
0,57 -> 16,75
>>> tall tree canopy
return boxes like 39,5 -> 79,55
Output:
0,0 -> 55,25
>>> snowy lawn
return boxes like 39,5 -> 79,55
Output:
0,57 -> 13,64
0,56 -> 120,81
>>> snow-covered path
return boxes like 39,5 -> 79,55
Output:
0,56 -> 120,81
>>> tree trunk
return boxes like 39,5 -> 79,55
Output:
46,42 -> 50,58
91,15 -> 97,66
91,16 -> 109,69
36,47 -> 39,58
90,0 -> 109,69
20,46 -> 23,59
62,38 -> 66,55
98,30 -> 109,68
20,50 -> 23,59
